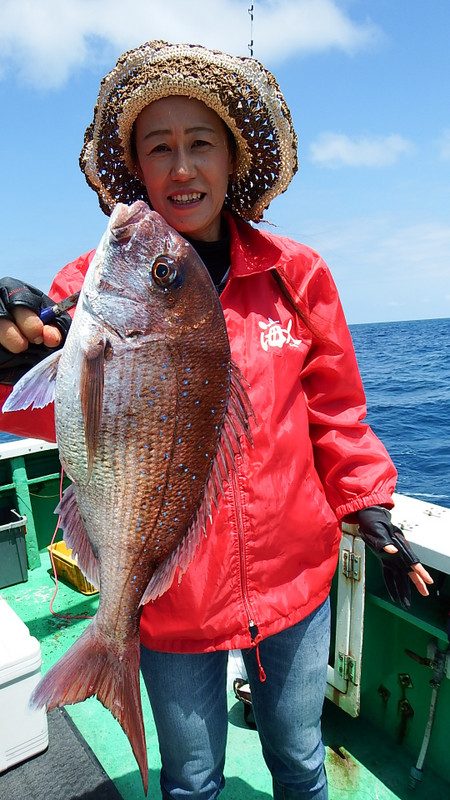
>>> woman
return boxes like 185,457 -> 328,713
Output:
0,41 -> 432,800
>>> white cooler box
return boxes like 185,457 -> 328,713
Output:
0,595 -> 48,771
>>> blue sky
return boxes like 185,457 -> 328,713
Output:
0,0 -> 448,323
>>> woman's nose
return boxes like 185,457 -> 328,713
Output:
171,148 -> 196,180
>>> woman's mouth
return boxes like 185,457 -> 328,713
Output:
169,192 -> 205,206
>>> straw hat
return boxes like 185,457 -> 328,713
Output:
80,40 -> 298,221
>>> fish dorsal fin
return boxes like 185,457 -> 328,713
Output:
80,339 -> 109,472
56,484 -> 100,589
2,350 -> 61,412
141,361 -> 253,604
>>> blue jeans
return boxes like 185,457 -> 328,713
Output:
140,598 -> 330,800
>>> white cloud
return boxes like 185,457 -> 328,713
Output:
307,217 -> 450,322
309,132 -> 415,167
437,129 -> 450,161
0,0 -> 381,88
314,218 -> 450,272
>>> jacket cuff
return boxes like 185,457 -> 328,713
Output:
335,492 -> 395,523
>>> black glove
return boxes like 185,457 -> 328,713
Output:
0,277 -> 71,384
356,505 -> 420,610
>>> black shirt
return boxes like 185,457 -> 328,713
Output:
185,229 -> 230,294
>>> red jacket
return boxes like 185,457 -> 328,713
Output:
0,213 -> 397,652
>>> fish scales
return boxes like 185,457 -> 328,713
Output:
2,201 -> 252,794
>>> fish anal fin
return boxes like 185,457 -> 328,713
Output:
30,623 -> 148,794
56,484 -> 100,589
2,350 -> 61,412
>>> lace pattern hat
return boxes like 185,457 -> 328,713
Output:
80,40 -> 298,221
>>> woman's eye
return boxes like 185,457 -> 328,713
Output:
150,143 -> 170,154
151,257 -> 179,288
192,139 -> 210,148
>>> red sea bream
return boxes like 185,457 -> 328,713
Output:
3,201 -> 252,793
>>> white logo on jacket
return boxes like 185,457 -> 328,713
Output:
259,318 -> 302,352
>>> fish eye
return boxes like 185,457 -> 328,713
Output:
151,256 -> 179,288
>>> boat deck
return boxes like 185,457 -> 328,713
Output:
2,553 -> 449,800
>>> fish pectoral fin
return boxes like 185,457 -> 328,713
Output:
56,483 -> 100,589
80,338 -> 109,471
2,350 -> 61,412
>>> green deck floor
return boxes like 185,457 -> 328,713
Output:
1,555 -> 449,800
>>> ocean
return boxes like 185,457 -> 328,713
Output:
350,317 -> 450,510
0,317 -> 448,509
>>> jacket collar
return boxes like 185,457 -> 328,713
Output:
225,211 -> 288,278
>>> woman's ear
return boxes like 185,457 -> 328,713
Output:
227,144 -> 237,179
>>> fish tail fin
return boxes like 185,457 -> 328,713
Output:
30,622 -> 148,794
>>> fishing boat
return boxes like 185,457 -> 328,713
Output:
0,435 -> 449,799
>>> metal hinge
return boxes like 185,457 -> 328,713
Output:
342,550 -> 361,580
338,652 -> 357,684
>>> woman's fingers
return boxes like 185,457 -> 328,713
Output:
0,308 -> 62,352
383,543 -> 433,598
41,324 -> 63,348
0,315 -> 33,352
408,563 -> 434,597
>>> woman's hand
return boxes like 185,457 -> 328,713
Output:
0,306 -> 63,352
0,278 -> 64,353
356,505 -> 433,609
0,278 -> 71,384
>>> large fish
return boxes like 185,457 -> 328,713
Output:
3,201 -> 252,793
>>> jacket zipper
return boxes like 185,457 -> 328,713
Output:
230,465 -> 259,643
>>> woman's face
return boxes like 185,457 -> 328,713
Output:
134,96 -> 234,242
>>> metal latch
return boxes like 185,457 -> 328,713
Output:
342,550 -> 361,580
338,652 -> 357,684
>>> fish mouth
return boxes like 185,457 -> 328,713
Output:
109,201 -> 153,244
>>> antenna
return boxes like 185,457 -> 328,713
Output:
248,4 -> 254,56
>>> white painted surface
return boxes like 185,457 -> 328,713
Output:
0,597 -> 48,771
0,437 -> 57,462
